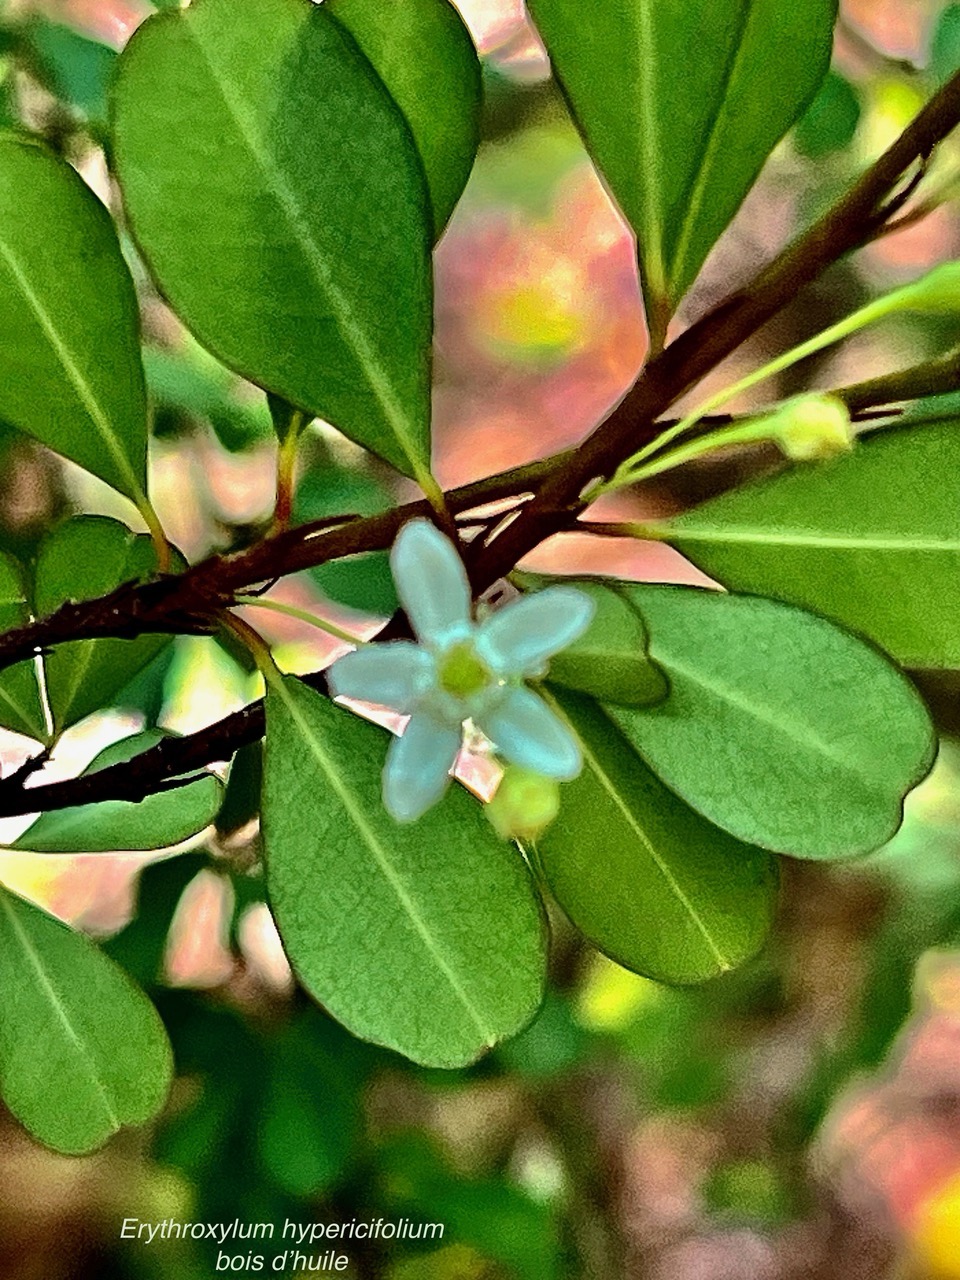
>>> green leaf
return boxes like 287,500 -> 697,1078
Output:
526,0 -> 836,325
112,0 -> 434,482
262,677 -> 546,1067
19,17 -> 116,131
664,422 -> 960,668
0,136 -> 148,502
607,586 -> 934,858
0,883 -> 172,1153
293,456 -> 397,614
794,70 -> 860,158
517,573 -> 667,706
327,0 -> 481,238
931,3 -> 960,85
35,516 -> 180,734
143,340 -> 273,452
0,550 -> 47,742
13,731 -> 222,852
537,690 -> 778,984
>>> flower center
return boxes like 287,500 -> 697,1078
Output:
437,641 -> 491,700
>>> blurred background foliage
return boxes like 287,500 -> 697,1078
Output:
3,1 -> 960,1277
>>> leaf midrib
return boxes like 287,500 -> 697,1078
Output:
634,0 -> 667,296
0,231 -> 142,503
671,525 -> 960,552
667,0 -> 754,298
649,644 -> 883,790
271,681 -> 495,1044
545,692 -> 730,969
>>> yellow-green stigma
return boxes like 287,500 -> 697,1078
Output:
438,641 -> 491,699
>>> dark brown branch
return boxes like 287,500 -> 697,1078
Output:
0,704 -> 261,819
0,342 -> 947,824
4,71 -> 960,821
0,670 -> 330,820
0,453 -> 564,674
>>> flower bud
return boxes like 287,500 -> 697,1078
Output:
767,393 -> 854,461
486,766 -> 561,842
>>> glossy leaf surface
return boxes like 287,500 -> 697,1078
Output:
112,0 -> 434,480
666,422 -> 960,667
527,0 -> 835,323
13,732 -> 222,853
538,690 -> 779,983
35,517 -> 178,734
262,677 -> 546,1067
327,0 -> 481,237
0,136 -> 147,500
610,587 -> 934,858
0,884 -> 171,1153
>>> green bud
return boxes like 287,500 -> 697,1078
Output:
765,393 -> 854,461
486,767 -> 561,842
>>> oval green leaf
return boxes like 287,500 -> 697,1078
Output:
794,69 -> 861,159
293,459 -> 398,615
608,586 -> 935,859
0,883 -> 172,1153
112,0 -> 434,481
518,573 -> 668,706
35,516 -> 180,734
665,421 -> 960,669
13,731 -> 223,853
0,135 -> 148,501
526,0 -> 836,330
0,551 -> 47,742
327,0 -> 481,238
538,689 -> 778,984
262,677 -> 546,1067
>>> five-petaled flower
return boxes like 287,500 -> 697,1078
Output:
328,519 -> 595,822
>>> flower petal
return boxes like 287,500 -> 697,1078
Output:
390,519 -> 473,646
477,687 -> 582,780
327,642 -> 434,713
476,587 -> 595,676
383,713 -> 462,822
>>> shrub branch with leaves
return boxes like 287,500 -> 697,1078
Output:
0,0 -> 958,1154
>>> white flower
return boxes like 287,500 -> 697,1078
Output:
328,518 -> 595,822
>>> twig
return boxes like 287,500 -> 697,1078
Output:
835,347 -> 960,413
